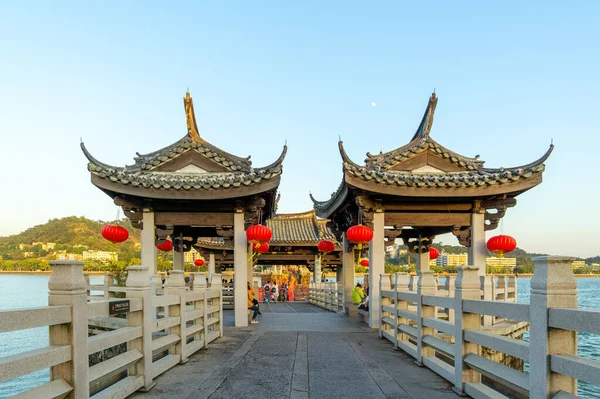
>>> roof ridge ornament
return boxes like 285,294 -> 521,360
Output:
184,92 -> 202,143
411,92 -> 438,141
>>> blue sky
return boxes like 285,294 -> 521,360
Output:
0,1 -> 598,257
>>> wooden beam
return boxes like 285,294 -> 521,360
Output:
385,212 -> 471,227
384,203 -> 472,211
155,212 -> 233,226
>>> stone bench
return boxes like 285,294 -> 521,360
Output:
357,309 -> 369,324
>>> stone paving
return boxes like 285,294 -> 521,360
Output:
133,302 -> 458,399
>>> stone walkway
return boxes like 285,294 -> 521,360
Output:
132,303 -> 458,399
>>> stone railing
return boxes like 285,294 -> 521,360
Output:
379,256 -> 600,398
0,261 -> 223,399
308,282 -> 343,312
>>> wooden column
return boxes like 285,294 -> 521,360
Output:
368,211 -> 385,329
314,254 -> 322,283
233,211 -> 248,327
141,210 -> 157,277
468,204 -> 486,277
247,244 -> 253,289
342,235 -> 356,317
172,233 -> 184,271
336,265 -> 342,283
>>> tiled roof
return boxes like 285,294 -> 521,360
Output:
81,93 -> 286,192
195,211 -> 340,250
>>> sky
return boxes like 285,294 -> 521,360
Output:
0,1 -> 599,257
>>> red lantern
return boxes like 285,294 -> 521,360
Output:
194,258 -> 205,267
246,225 -> 272,244
346,225 -> 374,249
101,225 -> 129,243
317,240 -> 335,254
487,235 -> 517,258
254,242 -> 270,253
156,239 -> 173,252
429,247 -> 440,260
359,259 -> 369,267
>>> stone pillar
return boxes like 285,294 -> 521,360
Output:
529,256 -> 578,398
233,211 -> 248,327
453,266 -> 482,395
468,205 -> 486,277
208,253 -> 216,282
314,254 -> 322,283
173,249 -> 184,271
192,272 -> 207,289
247,244 -> 253,289
141,210 -> 157,277
417,250 -> 430,274
126,266 -> 155,391
415,270 -> 436,365
164,270 -> 187,363
48,260 -> 89,399
342,235 -> 356,317
368,211 -> 385,329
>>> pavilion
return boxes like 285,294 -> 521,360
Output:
310,93 -> 553,328
81,92 -> 286,327
195,210 -> 342,278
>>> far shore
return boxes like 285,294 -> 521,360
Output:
0,270 -> 106,275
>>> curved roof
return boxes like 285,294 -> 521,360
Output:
81,93 -> 286,195
312,93 -> 553,215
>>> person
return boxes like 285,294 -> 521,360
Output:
358,287 -> 369,311
248,281 -> 261,324
271,281 -> 279,302
263,281 -> 271,303
352,283 -> 364,305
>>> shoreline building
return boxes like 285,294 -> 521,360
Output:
82,250 -> 118,263
486,256 -> 517,273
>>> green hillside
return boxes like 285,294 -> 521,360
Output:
0,216 -> 141,262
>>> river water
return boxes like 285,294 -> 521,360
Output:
0,275 -> 599,398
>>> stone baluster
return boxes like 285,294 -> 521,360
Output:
507,276 -> 517,302
529,256 -> 577,398
379,274 -> 392,338
481,275 -> 494,326
48,260 -> 89,399
210,273 -> 224,338
497,276 -> 507,302
415,270 -> 436,366
394,272 -> 409,349
192,272 -> 207,290
453,266 -> 481,395
103,272 -> 110,299
164,270 -> 187,364
126,266 -> 155,391
445,275 -> 456,323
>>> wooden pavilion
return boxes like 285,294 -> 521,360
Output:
81,92 -> 286,326
195,210 -> 342,278
310,93 -> 553,327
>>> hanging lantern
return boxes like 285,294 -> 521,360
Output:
487,235 -> 517,258
317,240 -> 335,254
101,225 -> 129,243
194,258 -> 205,267
359,259 -> 369,267
156,239 -> 173,252
254,242 -> 270,253
246,225 -> 272,244
429,247 -> 440,260
346,224 -> 374,250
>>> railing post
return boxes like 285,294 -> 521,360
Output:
103,272 -> 110,299
164,269 -> 187,364
415,270 -> 436,366
48,260 -> 89,399
445,275 -> 456,323
379,274 -> 392,338
192,272 -> 207,290
394,272 -> 409,350
210,273 -> 224,338
497,275 -> 507,302
126,266 -> 155,391
481,275 -> 494,326
529,256 -> 578,398
453,266 -> 481,395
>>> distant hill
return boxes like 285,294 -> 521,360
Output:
0,216 -> 141,261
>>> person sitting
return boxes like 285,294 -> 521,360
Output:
248,281 -> 261,324
358,287 -> 369,311
352,283 -> 364,306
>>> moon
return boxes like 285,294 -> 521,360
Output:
372,101 -> 376,107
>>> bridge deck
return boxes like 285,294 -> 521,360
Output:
132,302 -> 458,399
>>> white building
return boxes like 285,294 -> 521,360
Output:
82,250 -> 118,263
